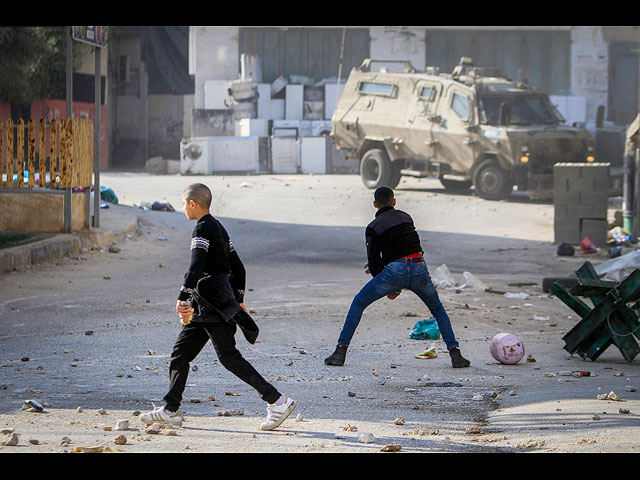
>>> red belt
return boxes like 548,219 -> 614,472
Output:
404,253 -> 423,259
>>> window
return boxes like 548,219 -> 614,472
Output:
451,92 -> 469,121
420,86 -> 433,100
359,81 -> 395,97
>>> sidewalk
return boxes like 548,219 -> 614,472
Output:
0,203 -> 140,274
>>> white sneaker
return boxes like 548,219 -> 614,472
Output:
260,396 -> 296,431
140,404 -> 183,426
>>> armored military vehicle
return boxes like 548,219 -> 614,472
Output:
331,57 -> 596,200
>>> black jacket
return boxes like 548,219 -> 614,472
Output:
178,214 -> 259,343
365,206 -> 423,277
178,213 -> 245,304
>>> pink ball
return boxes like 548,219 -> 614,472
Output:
490,333 -> 525,364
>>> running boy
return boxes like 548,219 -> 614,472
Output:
325,186 -> 471,368
141,183 -> 295,430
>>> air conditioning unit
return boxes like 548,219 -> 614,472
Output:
180,137 -> 213,174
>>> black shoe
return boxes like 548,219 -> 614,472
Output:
449,347 -> 470,368
324,345 -> 348,366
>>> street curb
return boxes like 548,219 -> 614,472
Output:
0,205 -> 140,274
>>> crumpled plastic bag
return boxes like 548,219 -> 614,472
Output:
432,264 -> 456,289
461,271 -> 488,291
409,318 -> 441,340
595,249 -> 640,282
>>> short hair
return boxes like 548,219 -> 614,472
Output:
374,186 -> 395,206
182,183 -> 212,209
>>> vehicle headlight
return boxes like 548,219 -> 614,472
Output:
586,145 -> 595,163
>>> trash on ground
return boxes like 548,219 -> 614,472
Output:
22,400 -> 44,412
151,201 -> 175,212
490,333 -> 525,364
595,249 -> 640,282
409,319 -> 440,340
358,432 -> 375,443
504,292 -> 528,299
432,264 -> 457,289
557,242 -> 575,256
460,271 -> 488,291
99,186 -> 119,204
381,444 -> 402,452
578,236 -> 598,254
415,344 -> 437,359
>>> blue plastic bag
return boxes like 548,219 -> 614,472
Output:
409,318 -> 441,340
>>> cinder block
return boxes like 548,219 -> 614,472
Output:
554,227 -> 582,245
554,163 -> 583,178
553,190 -> 581,205
579,163 -> 610,179
593,177 -> 610,193
554,215 -> 580,232
567,177 -> 595,192
580,190 -> 609,206
581,218 -> 608,247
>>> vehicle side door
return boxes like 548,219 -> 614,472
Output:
431,85 -> 478,175
407,80 -> 442,160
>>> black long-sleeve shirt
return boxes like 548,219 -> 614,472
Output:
178,214 -> 245,304
365,206 -> 423,277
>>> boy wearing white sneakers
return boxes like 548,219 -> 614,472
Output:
141,183 -> 295,431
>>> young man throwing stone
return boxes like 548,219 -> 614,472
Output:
325,186 -> 470,368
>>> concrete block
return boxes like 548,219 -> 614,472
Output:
553,190 -> 581,205
554,163 -> 583,179
593,178 -> 610,193
580,190 -> 608,206
579,163 -> 610,179
567,204 -> 607,219
554,228 -> 582,245
567,177 -> 595,192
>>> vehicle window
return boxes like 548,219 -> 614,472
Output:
451,92 -> 469,121
359,82 -> 395,96
420,86 -> 433,100
478,94 -> 561,125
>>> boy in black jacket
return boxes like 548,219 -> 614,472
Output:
325,186 -> 470,368
141,183 -> 295,430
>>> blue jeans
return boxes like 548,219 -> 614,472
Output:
337,260 -> 459,350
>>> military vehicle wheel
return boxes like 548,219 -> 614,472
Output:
439,175 -> 472,191
360,149 -> 393,189
473,159 -> 514,200
388,160 -> 403,188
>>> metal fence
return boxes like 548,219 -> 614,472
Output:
0,117 -> 93,189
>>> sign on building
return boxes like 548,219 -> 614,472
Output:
72,26 -> 106,48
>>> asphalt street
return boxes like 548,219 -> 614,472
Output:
1,173 -> 639,453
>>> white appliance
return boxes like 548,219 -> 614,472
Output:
311,120 -> 333,136
285,84 -> 304,120
180,137 -> 214,174
210,137 -> 268,174
271,137 -> 299,174
324,83 -> 345,120
300,136 -> 329,174
237,118 -> 269,137
257,83 -> 285,120
204,81 -> 232,110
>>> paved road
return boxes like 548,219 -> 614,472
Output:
1,173 -> 638,453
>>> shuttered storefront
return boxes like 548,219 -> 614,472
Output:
239,27 -> 370,84
425,29 -> 571,95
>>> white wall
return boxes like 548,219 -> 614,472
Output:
570,26 -> 609,123
190,27 -> 240,109
369,27 -> 426,71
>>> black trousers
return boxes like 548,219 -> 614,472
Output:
163,320 -> 280,411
